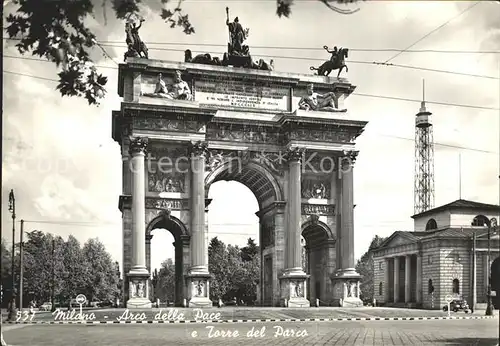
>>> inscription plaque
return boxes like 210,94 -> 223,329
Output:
194,76 -> 289,111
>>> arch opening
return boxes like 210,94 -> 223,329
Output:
146,215 -> 188,307
302,221 -> 334,305
205,160 -> 284,306
206,180 -> 261,305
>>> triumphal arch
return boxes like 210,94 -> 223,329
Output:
113,14 -> 367,308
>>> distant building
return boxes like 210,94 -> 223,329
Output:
372,199 -> 500,309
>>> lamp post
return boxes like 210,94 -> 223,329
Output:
7,190 -> 17,321
486,217 -> 497,316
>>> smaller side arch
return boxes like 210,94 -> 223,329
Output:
301,220 -> 335,240
146,214 -> 189,240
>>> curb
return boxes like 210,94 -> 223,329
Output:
4,315 -> 496,324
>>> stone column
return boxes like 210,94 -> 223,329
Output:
331,151 -> 362,307
416,255 -> 422,304
340,151 -> 357,273
394,256 -> 400,303
279,148 -> 309,307
287,149 -> 303,273
405,255 -> 411,303
126,137 -> 152,308
384,258 -> 391,303
186,141 -> 211,307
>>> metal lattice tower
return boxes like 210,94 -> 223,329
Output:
414,80 -> 435,214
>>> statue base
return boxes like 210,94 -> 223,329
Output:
331,269 -> 363,307
126,270 -> 152,309
279,268 -> 310,308
227,54 -> 252,68
186,270 -> 212,308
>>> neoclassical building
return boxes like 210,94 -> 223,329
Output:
373,199 -> 500,309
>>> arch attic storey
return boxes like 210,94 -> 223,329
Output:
113,54 -> 367,307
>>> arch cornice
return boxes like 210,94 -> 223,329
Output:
301,219 -> 335,240
204,158 -> 284,209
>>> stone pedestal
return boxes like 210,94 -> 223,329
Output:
127,273 -> 152,308
279,272 -> 310,307
331,272 -> 362,307
186,273 -> 212,308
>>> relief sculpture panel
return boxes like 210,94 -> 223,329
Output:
207,123 -> 280,144
302,178 -> 331,199
205,149 -> 285,177
134,118 -> 205,133
148,171 -> 185,193
288,128 -> 357,143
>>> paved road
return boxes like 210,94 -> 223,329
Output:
3,318 -> 498,345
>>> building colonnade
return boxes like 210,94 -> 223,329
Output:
384,254 -> 422,304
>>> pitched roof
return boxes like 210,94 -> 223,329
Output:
411,199 -> 500,219
374,227 -> 499,251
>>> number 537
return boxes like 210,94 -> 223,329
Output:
16,311 -> 36,322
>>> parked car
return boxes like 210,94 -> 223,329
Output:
443,299 -> 470,313
39,302 -> 52,311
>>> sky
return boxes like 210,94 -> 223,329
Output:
2,0 -> 500,275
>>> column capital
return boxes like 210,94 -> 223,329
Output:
129,136 -> 149,156
188,141 -> 208,158
341,150 -> 358,165
285,147 -> 305,163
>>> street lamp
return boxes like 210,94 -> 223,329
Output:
486,217 -> 497,316
7,190 -> 17,321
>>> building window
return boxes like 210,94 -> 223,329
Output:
425,218 -> 438,230
379,262 -> 382,270
428,279 -> 434,294
472,215 -> 490,227
379,282 -> 383,296
452,279 -> 460,294
428,255 -> 432,264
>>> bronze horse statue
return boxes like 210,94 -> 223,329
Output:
310,46 -> 349,78
124,18 -> 148,60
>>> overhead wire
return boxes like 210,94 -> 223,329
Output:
3,66 -> 499,113
3,39 -> 499,80
2,67 -> 499,156
4,37 -> 500,54
383,1 -> 481,63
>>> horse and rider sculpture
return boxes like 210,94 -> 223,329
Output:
122,10 -> 348,78
310,46 -> 349,78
